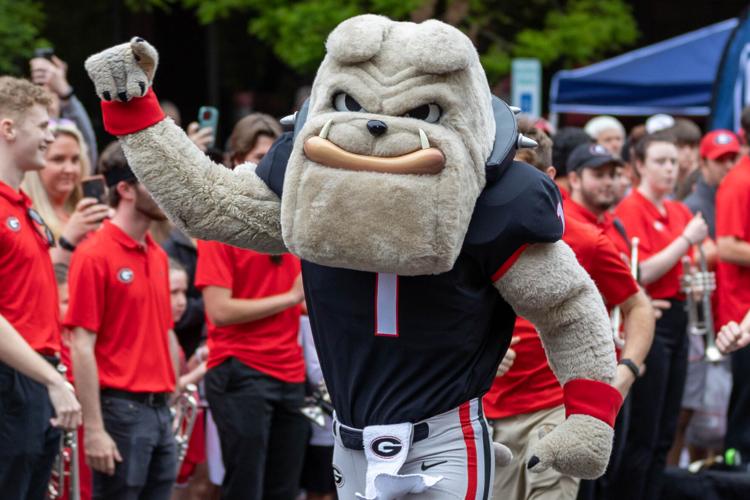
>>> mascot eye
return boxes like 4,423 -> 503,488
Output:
333,93 -> 364,112
404,103 -> 442,123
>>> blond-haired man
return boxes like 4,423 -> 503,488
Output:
0,76 -> 81,499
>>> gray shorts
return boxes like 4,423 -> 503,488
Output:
332,399 -> 494,499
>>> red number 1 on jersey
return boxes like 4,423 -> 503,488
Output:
375,273 -> 399,337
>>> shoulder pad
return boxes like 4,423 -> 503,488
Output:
466,161 -> 563,245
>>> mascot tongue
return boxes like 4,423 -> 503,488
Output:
303,136 -> 446,175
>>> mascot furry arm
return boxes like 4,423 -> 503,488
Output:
85,38 -> 286,253
84,19 -> 620,480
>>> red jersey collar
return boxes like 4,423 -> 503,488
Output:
566,197 -> 613,229
0,180 -> 32,209
632,189 -> 669,222
566,198 -> 598,225
101,219 -> 155,251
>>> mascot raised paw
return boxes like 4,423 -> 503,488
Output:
85,16 -> 622,499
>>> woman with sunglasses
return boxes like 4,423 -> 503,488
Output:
22,119 -> 109,265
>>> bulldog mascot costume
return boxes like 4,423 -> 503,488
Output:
84,15 -> 622,500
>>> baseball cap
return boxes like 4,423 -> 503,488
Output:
567,143 -> 624,172
645,114 -> 675,134
699,130 -> 740,160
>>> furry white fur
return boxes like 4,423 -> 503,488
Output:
282,15 -> 496,275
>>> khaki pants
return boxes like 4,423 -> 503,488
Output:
491,405 -> 579,500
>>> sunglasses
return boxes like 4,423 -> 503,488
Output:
27,208 -> 56,248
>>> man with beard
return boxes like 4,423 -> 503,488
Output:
564,143 -> 630,258
66,141 -> 180,499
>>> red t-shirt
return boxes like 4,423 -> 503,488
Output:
615,189 -> 693,299
484,216 -> 637,419
716,156 -> 750,327
64,220 -> 175,392
195,241 -> 304,383
0,181 -> 60,355
564,197 -> 630,258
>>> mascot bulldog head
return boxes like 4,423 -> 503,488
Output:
281,15 -> 497,275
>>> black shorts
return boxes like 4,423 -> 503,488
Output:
300,444 -> 335,494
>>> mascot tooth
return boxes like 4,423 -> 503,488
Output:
85,15 -> 623,498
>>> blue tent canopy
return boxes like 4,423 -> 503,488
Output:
550,18 -> 738,116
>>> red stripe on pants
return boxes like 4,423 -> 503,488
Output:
460,402 -> 478,500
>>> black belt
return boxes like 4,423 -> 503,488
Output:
101,388 -> 170,407
334,421 -> 430,450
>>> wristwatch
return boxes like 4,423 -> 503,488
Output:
58,235 -> 77,251
618,358 -> 640,379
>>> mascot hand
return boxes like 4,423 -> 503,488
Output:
84,37 -> 158,102
526,414 -> 613,480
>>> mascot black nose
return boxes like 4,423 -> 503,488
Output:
367,120 -> 388,137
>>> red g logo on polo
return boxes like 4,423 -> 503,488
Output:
371,436 -> 403,459
6,216 -> 20,232
117,268 -> 134,283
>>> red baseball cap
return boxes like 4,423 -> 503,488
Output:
700,130 -> 741,160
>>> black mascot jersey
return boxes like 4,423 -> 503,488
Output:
256,133 -> 564,427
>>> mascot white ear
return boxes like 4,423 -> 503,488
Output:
404,20 -> 474,74
326,14 -> 390,64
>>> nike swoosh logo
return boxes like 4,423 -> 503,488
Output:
421,460 -> 447,471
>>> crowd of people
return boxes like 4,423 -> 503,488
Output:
2,40 -> 750,500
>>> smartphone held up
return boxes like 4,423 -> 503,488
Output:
198,106 -> 219,149
81,175 -> 106,204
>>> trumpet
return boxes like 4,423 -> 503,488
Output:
48,365 -> 80,500
680,245 -> 722,363
612,237 -> 640,348
171,384 -> 199,473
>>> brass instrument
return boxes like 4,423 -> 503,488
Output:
300,380 -> 334,428
172,383 -> 199,473
48,365 -> 80,500
612,237 -> 640,348
680,246 -> 722,363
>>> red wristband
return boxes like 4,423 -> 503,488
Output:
101,87 -> 165,136
563,379 -> 623,428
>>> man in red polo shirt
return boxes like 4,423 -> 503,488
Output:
0,76 -> 82,499
487,128 -> 654,500
195,238 -> 307,500
565,142 -> 630,258
717,110 -> 750,460
67,141 -> 179,500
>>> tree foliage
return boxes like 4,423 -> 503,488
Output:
124,0 -> 640,82
0,0 -> 46,75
